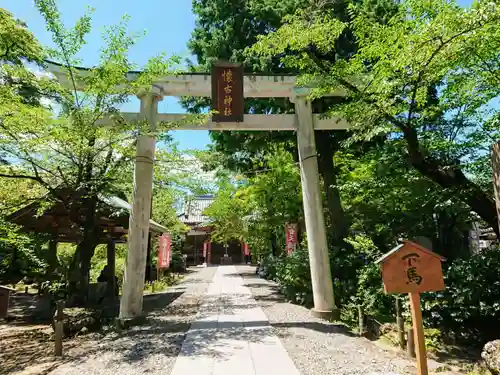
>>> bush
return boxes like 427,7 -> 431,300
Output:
260,254 -> 278,280
144,273 -> 182,293
170,250 -> 187,273
424,328 -> 442,351
275,247 -> 313,306
332,235 -> 394,323
422,247 -> 500,345
255,230 -> 500,348
258,235 -> 389,311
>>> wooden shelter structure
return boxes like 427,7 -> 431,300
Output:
7,189 -> 167,243
6,188 -> 167,299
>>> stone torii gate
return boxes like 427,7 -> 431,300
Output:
47,62 -> 349,322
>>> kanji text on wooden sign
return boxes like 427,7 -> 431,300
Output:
211,61 -> 244,122
376,240 -> 446,294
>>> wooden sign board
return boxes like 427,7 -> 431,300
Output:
376,240 -> 445,294
211,61 -> 244,122
376,240 -> 445,375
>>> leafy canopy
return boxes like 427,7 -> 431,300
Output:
249,0 -> 500,231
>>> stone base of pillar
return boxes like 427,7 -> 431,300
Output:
311,307 -> 340,321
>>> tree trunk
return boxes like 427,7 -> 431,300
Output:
316,132 -> 349,245
402,126 -> 499,236
47,239 -> 58,277
270,232 -> 277,257
67,196 -> 100,306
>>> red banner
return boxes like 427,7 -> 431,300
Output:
285,223 -> 298,255
158,233 -> 171,268
243,243 -> 249,256
203,241 -> 208,259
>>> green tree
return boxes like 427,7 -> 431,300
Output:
243,145 -> 302,256
250,0 -> 500,234
202,145 -> 302,258
0,8 -> 49,109
203,178 -> 248,245
186,0 -> 400,245
0,176 -> 48,283
337,141 -> 472,259
0,0 -> 192,303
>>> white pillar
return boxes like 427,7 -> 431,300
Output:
292,91 -> 338,319
119,90 -> 161,321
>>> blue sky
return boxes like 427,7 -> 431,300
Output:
3,0 -> 474,151
2,0 -> 211,151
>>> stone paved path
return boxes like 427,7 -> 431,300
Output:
45,266 -> 217,375
170,265 -> 301,375
29,265 -> 461,375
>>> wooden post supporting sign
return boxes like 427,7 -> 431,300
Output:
375,240 -> 446,375
410,291 -> 428,375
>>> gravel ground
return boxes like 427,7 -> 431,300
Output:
46,266 -> 216,375
237,265 -> 455,375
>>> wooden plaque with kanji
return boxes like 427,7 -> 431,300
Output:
376,240 -> 445,294
211,61 -> 244,122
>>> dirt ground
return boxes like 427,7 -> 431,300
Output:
0,322 -> 98,375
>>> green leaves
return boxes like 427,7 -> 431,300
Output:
203,178 -> 248,244
422,247 -> 500,343
35,0 -> 93,63
0,1 -> 211,246
249,11 -> 346,72
0,8 -> 43,64
201,145 -> 301,257
246,0 -> 500,231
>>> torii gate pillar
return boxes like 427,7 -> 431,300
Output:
292,90 -> 339,319
119,90 -> 161,321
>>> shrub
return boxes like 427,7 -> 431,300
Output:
422,247 -> 500,345
170,250 -> 187,273
144,273 -> 182,293
275,247 -> 313,306
424,328 -> 442,351
260,254 -> 278,280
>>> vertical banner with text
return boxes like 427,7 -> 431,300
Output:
243,243 -> 250,256
158,233 -> 171,269
211,61 -> 244,123
203,241 -> 208,259
285,223 -> 298,255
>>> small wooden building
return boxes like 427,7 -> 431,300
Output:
6,189 -> 167,297
178,195 -> 246,265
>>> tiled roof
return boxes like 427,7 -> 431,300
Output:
178,195 -> 214,225
101,195 -> 168,233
